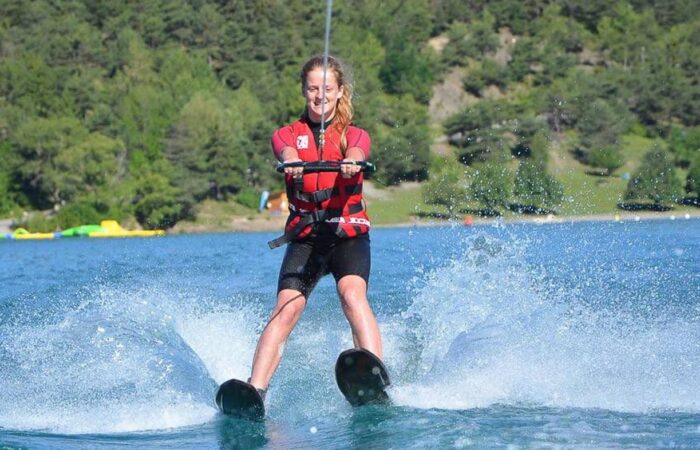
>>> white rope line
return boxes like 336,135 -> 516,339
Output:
319,0 -> 333,150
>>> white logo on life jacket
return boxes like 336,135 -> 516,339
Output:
296,135 -> 309,150
324,217 -> 371,226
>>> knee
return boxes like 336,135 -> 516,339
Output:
338,287 -> 366,311
338,276 -> 368,310
272,296 -> 305,327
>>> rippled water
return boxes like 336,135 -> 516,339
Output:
1,219 -> 699,448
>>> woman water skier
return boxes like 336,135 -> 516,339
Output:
248,55 -> 383,399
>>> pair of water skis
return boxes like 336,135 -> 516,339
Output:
215,348 -> 390,421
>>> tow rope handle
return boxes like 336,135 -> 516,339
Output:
276,160 -> 376,174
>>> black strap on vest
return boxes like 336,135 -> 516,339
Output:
295,187 -> 335,203
267,203 -> 364,249
294,185 -> 362,203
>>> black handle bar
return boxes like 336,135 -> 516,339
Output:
276,160 -> 376,174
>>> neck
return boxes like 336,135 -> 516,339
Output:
306,111 -> 334,127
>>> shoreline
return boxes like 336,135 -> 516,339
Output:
172,209 -> 700,234
2,210 -> 698,236
375,209 -> 700,229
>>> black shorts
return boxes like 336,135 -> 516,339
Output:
277,229 -> 370,297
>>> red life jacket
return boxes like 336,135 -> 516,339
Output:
268,118 -> 371,249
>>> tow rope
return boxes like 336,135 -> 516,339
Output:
318,0 -> 333,152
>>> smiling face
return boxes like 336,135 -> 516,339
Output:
303,67 -> 344,123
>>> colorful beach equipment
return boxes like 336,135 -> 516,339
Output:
87,220 -> 165,238
1,220 -> 165,240
7,227 -> 58,240
60,224 -> 104,237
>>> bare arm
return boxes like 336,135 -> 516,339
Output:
341,147 -> 366,178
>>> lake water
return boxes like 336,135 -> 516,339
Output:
1,219 -> 699,449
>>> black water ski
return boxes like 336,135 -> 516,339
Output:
335,348 -> 391,406
215,379 -> 265,421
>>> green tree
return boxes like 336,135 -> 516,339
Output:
441,22 -> 471,66
56,199 -> 106,230
535,4 -> 588,53
635,0 -> 700,27
469,10 -> 500,55
369,94 -> 431,184
158,47 -> 221,106
468,163 -> 511,214
628,50 -> 693,132
513,159 -> 564,212
535,45 -> 577,85
558,0 -> 620,32
535,69 -> 628,134
669,126 -> 700,167
422,156 -> 467,215
53,133 -> 125,203
380,40 -> 437,104
624,146 -> 682,207
575,98 -> 629,173
431,0 -> 472,31
133,171 -> 187,229
331,24 -> 385,96
483,0 -> 549,34
445,100 -> 513,164
0,54 -> 67,117
512,119 -> 549,158
535,73 -> 584,133
229,85 -> 277,189
587,146 -> 624,176
596,5 -> 660,69
480,59 -> 510,90
686,155 -> 700,199
24,12 -> 104,67
359,0 -> 436,103
12,117 -> 89,209
508,36 -> 539,83
166,92 -> 246,201
462,59 -> 509,96
0,140 -> 19,215
442,11 -> 499,66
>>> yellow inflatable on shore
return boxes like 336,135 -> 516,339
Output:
1,220 -> 165,241
10,228 -> 57,240
88,220 -> 165,238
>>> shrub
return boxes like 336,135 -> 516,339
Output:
236,188 -> 261,210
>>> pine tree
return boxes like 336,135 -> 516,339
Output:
686,155 -> 700,200
422,156 -> 467,215
624,147 -> 682,207
513,159 -> 564,213
469,163 -> 511,215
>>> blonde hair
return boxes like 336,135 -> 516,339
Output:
300,55 -> 354,154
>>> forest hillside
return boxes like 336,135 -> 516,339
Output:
1,0 -> 699,231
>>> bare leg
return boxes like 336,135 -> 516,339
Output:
249,289 -> 306,390
336,275 -> 383,359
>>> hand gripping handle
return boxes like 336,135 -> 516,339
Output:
276,160 -> 376,174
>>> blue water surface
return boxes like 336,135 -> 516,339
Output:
1,218 -> 699,449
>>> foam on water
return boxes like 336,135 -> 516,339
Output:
1,225 -> 698,439
0,282 -> 262,434
390,232 -> 700,413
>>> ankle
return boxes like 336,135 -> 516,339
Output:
247,378 -> 268,401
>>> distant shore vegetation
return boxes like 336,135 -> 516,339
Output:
0,0 -> 699,231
